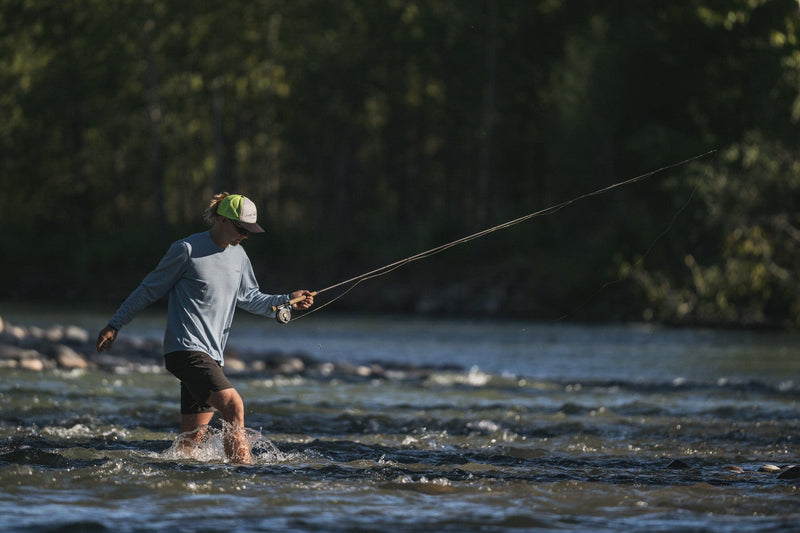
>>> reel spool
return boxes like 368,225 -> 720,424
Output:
276,306 -> 292,324
271,292 -> 316,324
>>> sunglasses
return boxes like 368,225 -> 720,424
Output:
230,220 -> 249,236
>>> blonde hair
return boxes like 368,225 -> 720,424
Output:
203,192 -> 230,226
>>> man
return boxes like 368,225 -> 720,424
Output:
96,192 -> 313,464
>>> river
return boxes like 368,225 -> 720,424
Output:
0,308 -> 798,532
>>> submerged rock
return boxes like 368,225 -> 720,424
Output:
723,465 -> 744,474
778,465 -> 800,480
666,459 -> 692,470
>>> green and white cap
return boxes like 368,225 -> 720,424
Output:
216,194 -> 265,233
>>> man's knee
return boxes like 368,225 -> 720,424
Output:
207,388 -> 245,424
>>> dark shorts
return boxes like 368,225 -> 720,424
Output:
164,351 -> 234,415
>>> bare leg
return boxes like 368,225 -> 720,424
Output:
205,388 -> 252,465
178,411 -> 214,457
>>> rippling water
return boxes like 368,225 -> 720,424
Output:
1,312 -> 798,532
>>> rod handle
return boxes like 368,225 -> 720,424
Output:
271,291 -> 318,312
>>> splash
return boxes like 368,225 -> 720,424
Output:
161,424 -> 288,465
425,365 -> 491,387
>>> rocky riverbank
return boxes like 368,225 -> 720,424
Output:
0,314 -> 458,380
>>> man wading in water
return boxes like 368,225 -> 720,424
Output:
96,193 -> 314,464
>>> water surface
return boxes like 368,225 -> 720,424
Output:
0,311 -> 798,531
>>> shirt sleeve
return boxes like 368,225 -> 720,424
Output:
108,240 -> 190,329
236,254 -> 290,318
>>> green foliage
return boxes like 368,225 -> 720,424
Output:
630,133 -> 800,327
0,0 -> 798,326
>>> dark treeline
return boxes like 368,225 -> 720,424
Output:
1,0 -> 799,327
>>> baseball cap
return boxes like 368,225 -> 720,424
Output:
216,194 -> 265,233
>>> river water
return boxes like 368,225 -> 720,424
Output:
0,309 -> 798,532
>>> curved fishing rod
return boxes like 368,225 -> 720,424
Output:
272,149 -> 716,323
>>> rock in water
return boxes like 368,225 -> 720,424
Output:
224,358 -> 247,373
666,459 -> 691,469
53,344 -> 89,370
64,325 -> 90,344
19,357 -> 44,371
778,465 -> 800,480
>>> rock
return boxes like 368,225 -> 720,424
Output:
63,325 -> 90,344
759,464 -> 782,473
666,459 -> 691,469
6,324 -> 27,341
44,326 -> 64,343
19,357 -> 44,371
0,314 -> 4,335
260,354 -> 306,375
0,344 -> 23,359
224,358 -> 247,373
276,357 -> 305,375
13,348 -> 43,360
778,465 -> 800,480
724,465 -> 744,473
53,344 -> 89,369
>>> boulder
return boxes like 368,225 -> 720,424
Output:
19,357 -> 44,371
5,324 -> 27,342
0,343 -> 23,359
778,465 -> 800,480
44,326 -> 64,343
63,325 -> 90,344
224,358 -> 247,373
53,344 -> 89,370
666,459 -> 691,469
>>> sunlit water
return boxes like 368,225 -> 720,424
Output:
0,311 -> 798,532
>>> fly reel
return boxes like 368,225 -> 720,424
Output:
276,306 -> 292,324
271,291 -> 317,324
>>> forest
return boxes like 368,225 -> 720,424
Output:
1,0 -> 799,327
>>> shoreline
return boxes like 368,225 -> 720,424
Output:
0,314 -> 462,380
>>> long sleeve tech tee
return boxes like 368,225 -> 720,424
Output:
108,231 -> 289,365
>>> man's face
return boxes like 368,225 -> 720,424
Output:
225,218 -> 250,246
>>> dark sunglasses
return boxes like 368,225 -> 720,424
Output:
230,220 -> 249,236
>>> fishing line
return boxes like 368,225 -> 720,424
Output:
274,149 -> 717,323
548,181 -> 701,323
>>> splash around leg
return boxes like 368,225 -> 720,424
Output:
162,424 -> 285,465
221,420 -> 253,465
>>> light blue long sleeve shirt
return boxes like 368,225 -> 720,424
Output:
108,231 -> 289,365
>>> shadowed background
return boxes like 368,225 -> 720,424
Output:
1,0 -> 798,327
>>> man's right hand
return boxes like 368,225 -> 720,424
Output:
96,326 -> 118,353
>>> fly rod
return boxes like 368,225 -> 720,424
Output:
271,149 -> 716,323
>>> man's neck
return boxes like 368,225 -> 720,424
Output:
208,224 -> 229,249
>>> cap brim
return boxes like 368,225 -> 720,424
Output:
239,221 -> 265,233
